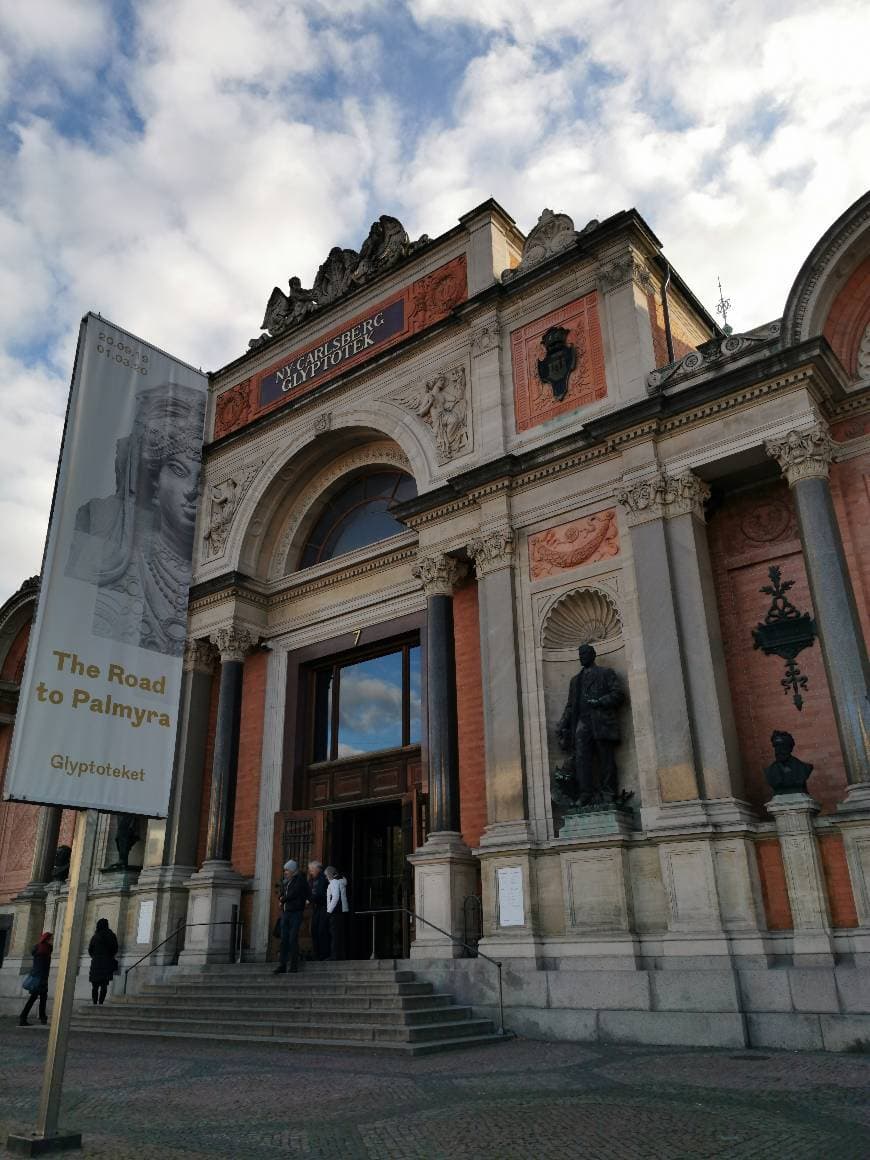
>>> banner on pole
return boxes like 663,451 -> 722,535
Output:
3,314 -> 207,817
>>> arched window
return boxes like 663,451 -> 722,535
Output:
300,470 -> 417,568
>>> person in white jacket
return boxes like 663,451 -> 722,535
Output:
325,866 -> 349,961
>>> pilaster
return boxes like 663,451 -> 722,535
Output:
766,793 -> 835,964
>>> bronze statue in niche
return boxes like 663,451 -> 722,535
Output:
554,644 -> 629,809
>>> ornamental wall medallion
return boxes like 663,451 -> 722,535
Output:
510,292 -> 606,433
529,509 -> 619,580
537,326 -> 576,401
751,565 -> 817,710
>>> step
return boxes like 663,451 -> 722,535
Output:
75,1004 -> 472,1028
110,992 -> 453,1012
139,981 -> 434,998
70,1013 -> 493,1044
69,1023 -> 507,1056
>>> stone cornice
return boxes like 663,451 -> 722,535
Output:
615,470 -> 710,527
412,552 -> 468,596
765,420 -> 835,485
467,528 -> 515,577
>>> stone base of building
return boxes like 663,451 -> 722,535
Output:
411,957 -> 870,1052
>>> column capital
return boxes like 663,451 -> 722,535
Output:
183,637 -> 218,674
412,552 -> 468,597
765,421 -> 835,485
615,470 -> 710,527
467,528 -> 515,578
210,624 -> 258,663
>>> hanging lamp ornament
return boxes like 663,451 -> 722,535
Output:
751,565 -> 817,710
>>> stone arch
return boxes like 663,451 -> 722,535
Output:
0,576 -> 38,681
782,191 -> 870,368
221,403 -> 433,578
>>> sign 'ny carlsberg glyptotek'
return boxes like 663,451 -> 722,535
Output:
4,314 -> 207,817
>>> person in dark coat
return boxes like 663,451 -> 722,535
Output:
308,861 -> 330,961
274,860 -> 309,974
557,644 -> 624,804
19,931 -> 53,1026
88,918 -> 119,1005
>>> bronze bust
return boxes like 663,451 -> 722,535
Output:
764,730 -> 814,794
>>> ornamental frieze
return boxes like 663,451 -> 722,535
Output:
467,528 -> 514,577
528,509 -> 619,580
213,255 -> 467,442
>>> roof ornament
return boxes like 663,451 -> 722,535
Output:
716,275 -> 733,336
502,209 -> 598,283
249,215 -> 430,348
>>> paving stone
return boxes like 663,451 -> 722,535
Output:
1,1024 -> 869,1158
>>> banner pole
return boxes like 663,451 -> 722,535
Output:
9,808 -> 98,1153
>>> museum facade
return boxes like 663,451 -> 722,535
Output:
1,192 -> 869,1049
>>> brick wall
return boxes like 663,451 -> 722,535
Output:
822,254 -> 870,377
0,622 -> 30,682
755,839 -> 793,930
647,287 -> 711,368
453,581 -> 487,849
818,832 -> 859,929
230,650 -> 267,876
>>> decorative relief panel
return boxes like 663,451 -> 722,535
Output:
388,365 -> 469,462
203,460 -> 265,559
510,292 -> 607,433
528,508 -> 618,580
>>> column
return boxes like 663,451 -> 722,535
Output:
179,624 -> 256,966
767,422 -> 870,962
766,422 -> 870,796
618,471 -> 759,960
27,807 -> 63,887
133,638 -> 216,965
407,552 -> 478,959
8,807 -> 63,968
467,528 -> 530,845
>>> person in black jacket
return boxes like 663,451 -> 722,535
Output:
307,861 -> 330,961
274,860 -> 309,974
88,918 -> 119,1005
19,931 -> 53,1026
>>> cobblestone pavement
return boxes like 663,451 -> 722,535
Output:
1,1026 -> 868,1158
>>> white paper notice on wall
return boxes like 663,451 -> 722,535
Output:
497,865 -> 525,927
136,898 -> 155,945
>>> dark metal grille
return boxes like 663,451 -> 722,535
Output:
282,818 -> 313,868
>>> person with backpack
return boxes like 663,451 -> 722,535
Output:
88,918 -> 119,1005
325,866 -> 350,961
19,931 -> 53,1026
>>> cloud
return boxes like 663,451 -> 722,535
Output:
0,0 -> 868,596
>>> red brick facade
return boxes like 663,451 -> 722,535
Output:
230,651 -> 267,876
453,581 -> 486,849
755,839 -> 793,930
823,254 -> 870,377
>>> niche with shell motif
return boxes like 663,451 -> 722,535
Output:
538,585 -> 638,815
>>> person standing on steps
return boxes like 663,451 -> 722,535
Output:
307,861 -> 330,961
88,918 -> 119,1005
325,866 -> 349,961
274,860 -> 309,974
19,931 -> 53,1026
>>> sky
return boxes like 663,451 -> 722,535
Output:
0,0 -> 868,599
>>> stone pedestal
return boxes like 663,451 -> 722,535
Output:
178,861 -> 246,967
837,785 -> 870,965
476,847 -> 544,961
657,838 -> 733,964
408,833 -> 478,960
132,866 -> 195,966
559,808 -> 634,840
558,839 -> 642,966
767,793 -> 835,964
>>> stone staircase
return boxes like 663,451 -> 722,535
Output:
71,961 -> 501,1055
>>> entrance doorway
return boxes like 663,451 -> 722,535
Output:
329,801 -> 410,958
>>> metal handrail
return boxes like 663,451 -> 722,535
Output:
357,906 -> 510,1037
123,920 -> 243,994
